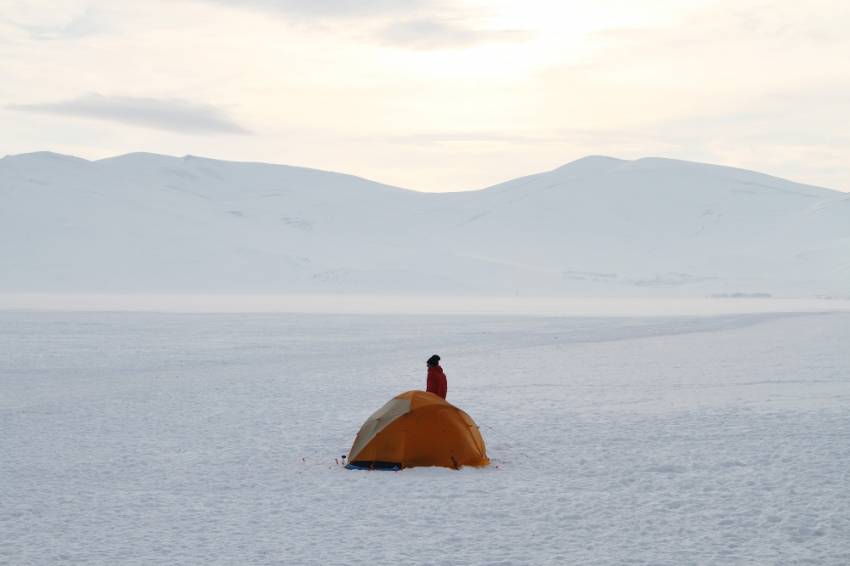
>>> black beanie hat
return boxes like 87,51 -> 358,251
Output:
427,354 -> 441,367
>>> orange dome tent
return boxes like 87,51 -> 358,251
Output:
346,390 -> 489,470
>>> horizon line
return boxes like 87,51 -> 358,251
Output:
2,150 -> 846,195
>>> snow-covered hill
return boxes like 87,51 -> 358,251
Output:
2,151 -> 848,296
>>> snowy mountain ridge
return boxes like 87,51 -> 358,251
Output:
2,151 -> 848,297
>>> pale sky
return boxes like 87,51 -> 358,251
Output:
2,0 -> 849,192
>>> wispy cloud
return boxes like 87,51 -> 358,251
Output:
376,18 -> 531,50
590,0 -> 850,62
385,129 -> 685,157
388,131 -> 562,145
10,94 -> 249,135
201,0 -> 531,49
204,0 -> 432,19
0,5 -> 101,41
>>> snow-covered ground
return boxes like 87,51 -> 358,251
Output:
2,310 -> 849,565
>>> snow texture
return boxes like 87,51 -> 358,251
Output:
2,152 -> 849,297
2,310 -> 849,565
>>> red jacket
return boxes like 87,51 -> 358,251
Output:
426,366 -> 448,399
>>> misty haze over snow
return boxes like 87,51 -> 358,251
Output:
2,151 -> 848,297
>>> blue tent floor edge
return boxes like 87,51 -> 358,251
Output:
345,461 -> 402,471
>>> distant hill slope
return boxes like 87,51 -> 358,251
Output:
2,151 -> 848,296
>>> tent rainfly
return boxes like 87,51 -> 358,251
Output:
346,390 -> 489,470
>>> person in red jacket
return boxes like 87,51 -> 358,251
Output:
426,354 -> 448,399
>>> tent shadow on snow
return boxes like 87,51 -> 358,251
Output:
346,390 -> 489,470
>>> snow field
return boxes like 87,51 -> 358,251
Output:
1,311 -> 849,565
